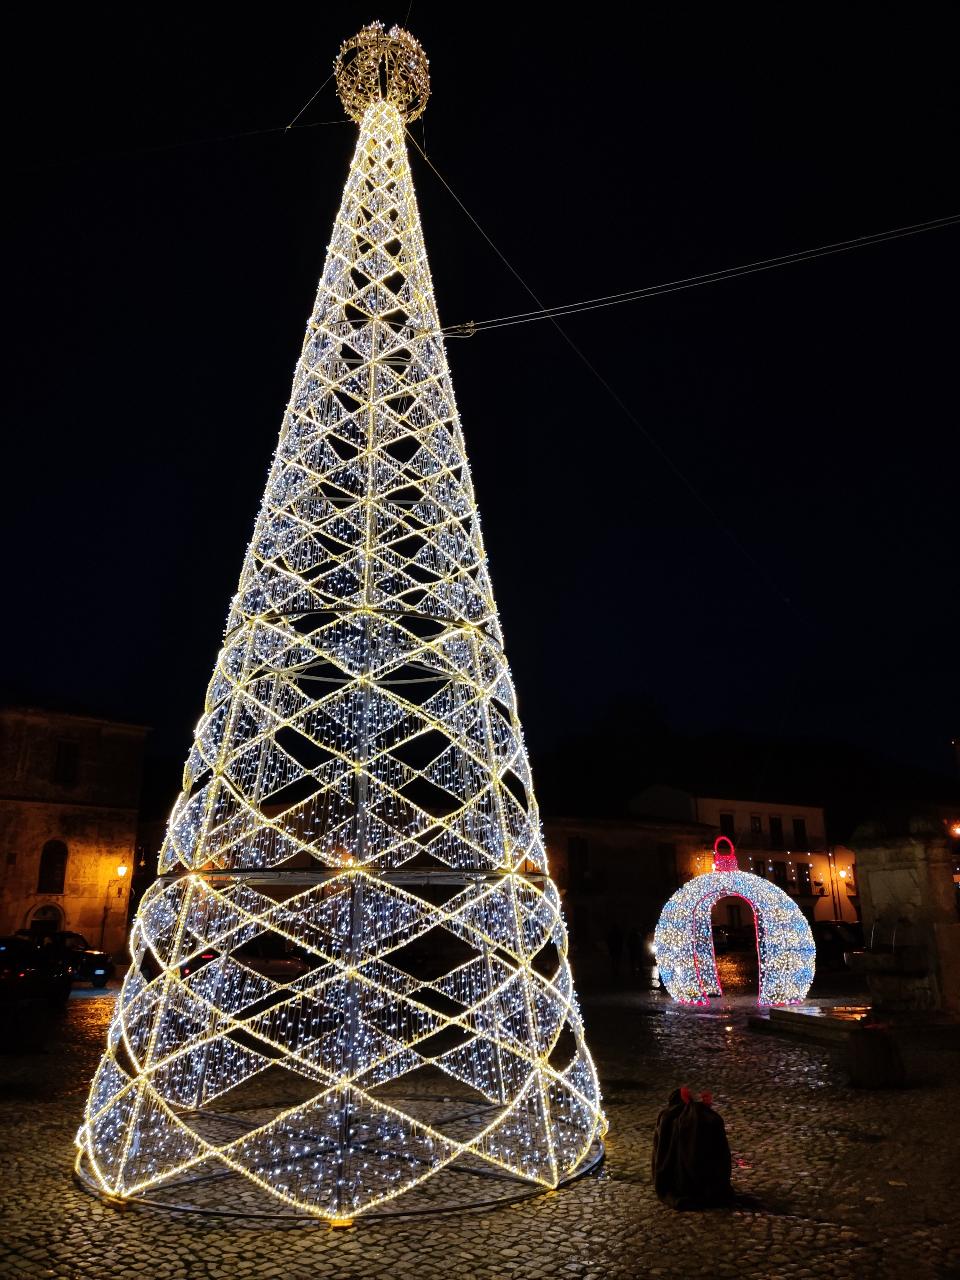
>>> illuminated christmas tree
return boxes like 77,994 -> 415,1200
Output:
77,23 -> 604,1221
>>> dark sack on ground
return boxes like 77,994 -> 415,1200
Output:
651,1086 -> 733,1209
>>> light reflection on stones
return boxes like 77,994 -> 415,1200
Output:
0,989 -> 955,1277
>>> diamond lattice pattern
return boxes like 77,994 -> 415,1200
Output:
78,100 -> 603,1219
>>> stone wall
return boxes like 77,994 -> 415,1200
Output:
543,815 -> 712,985
850,819 -> 960,1016
0,799 -> 137,954
0,709 -> 147,957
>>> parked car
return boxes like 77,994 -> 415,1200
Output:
711,925 -> 732,954
235,936 -> 312,982
713,924 -> 756,953
180,936 -> 311,983
811,920 -> 864,971
0,935 -> 73,1006
21,931 -> 116,988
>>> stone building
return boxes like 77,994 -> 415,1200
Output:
543,786 -> 860,986
0,707 -> 148,955
632,785 -> 860,925
543,813 -> 714,986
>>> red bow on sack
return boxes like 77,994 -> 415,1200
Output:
680,1086 -> 713,1106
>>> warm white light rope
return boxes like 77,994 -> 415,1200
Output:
77,25 -> 604,1221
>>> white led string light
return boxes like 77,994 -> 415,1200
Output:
76,23 -> 604,1221
654,838 -> 816,1005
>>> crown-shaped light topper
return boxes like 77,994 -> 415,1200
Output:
334,21 -> 430,123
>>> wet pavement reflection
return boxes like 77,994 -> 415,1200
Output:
0,985 -> 957,1279
715,949 -> 760,994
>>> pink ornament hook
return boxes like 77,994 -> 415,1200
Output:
713,835 -> 738,872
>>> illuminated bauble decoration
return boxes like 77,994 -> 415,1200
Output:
76,24 -> 603,1223
335,22 -> 430,123
654,838 -> 815,1005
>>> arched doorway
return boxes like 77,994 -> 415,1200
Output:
654,838 -> 816,1005
28,902 -> 64,938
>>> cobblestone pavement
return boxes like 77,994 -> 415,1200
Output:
1,985 -> 958,1280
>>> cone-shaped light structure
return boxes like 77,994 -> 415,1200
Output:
76,23 -> 604,1220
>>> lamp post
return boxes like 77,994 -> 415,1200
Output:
99,861 -> 130,950
826,850 -> 842,922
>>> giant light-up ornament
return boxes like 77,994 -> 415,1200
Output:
654,837 -> 815,1005
75,22 -> 603,1222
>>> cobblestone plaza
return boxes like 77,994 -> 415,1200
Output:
1,987 -> 957,1280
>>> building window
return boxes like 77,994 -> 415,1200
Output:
751,857 -> 766,878
771,861 -> 788,889
52,741 -> 80,788
37,840 -> 68,895
792,817 -> 808,848
796,862 -> 812,894
750,814 -> 762,836
719,812 -> 735,840
769,816 -> 784,849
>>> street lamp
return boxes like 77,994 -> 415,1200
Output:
100,863 -> 130,948
825,850 -> 840,920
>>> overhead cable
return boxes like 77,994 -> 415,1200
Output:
434,212 -> 960,337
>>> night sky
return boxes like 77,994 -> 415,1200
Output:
6,6 -> 959,797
